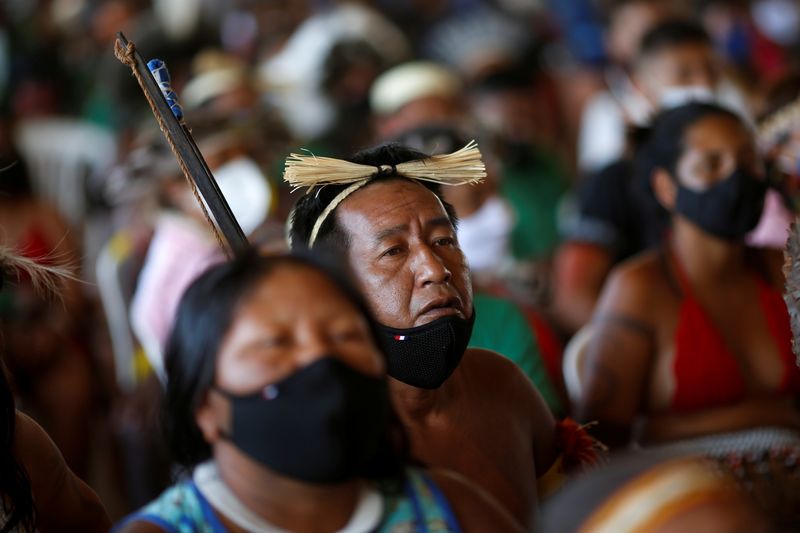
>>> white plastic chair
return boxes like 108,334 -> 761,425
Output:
562,323 -> 596,406
14,117 -> 117,225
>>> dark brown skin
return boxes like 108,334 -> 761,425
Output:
576,114 -> 800,448
119,265 -> 522,532
13,411 -> 111,532
337,179 -> 557,526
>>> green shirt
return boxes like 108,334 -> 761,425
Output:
500,151 -> 569,260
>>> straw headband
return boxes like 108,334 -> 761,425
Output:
283,140 -> 486,248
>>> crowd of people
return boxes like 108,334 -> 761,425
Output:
2,0 -> 800,531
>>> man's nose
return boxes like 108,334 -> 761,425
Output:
690,67 -> 717,91
413,244 -> 452,286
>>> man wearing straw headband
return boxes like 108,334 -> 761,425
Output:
286,141 -> 584,527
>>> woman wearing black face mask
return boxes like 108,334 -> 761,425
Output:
574,103 -> 800,525
115,252 -> 521,533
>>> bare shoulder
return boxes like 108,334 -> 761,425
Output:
462,346 -> 524,377
461,347 -> 548,401
594,249 -> 666,322
461,348 -> 557,471
461,347 -> 553,409
13,411 -> 111,532
13,411 -> 62,477
606,249 -> 665,292
427,468 -> 524,533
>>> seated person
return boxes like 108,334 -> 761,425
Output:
469,62 -> 570,265
576,102 -> 800,449
115,253 -> 522,532
554,18 -> 749,335
286,142 -> 601,526
576,0 -> 673,174
0,247 -> 110,532
0,151 -> 95,477
129,124 -> 271,380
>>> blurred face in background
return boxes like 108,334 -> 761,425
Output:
607,0 -> 673,68
375,95 -> 465,140
635,42 -> 721,107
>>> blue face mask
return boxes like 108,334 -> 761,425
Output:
675,167 -> 767,240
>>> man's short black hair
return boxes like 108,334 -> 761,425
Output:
636,18 -> 711,63
288,142 -> 459,252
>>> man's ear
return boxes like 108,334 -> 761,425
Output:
195,390 -> 227,444
651,168 -> 677,210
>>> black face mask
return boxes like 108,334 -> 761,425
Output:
674,167 -> 767,240
377,310 -> 476,389
215,357 -> 389,484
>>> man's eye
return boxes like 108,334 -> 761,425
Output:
434,237 -> 455,246
382,246 -> 403,257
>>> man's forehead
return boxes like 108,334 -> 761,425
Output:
335,179 -> 451,240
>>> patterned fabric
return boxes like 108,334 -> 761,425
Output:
115,467 -> 461,533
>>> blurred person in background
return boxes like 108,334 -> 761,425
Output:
0,138 -> 96,478
577,0 -> 676,174
259,2 -> 410,156
578,11 -> 752,174
398,6 -> 573,285
128,116 -> 272,381
553,18 -> 749,336
576,102 -> 800,445
116,252 -> 523,533
0,246 -> 110,532
468,62 -> 570,280
369,60 -> 466,141
575,104 -> 800,525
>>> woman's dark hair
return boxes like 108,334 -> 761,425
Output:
634,101 -> 745,180
162,251 -> 408,485
0,352 -> 35,533
287,142 -> 459,253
